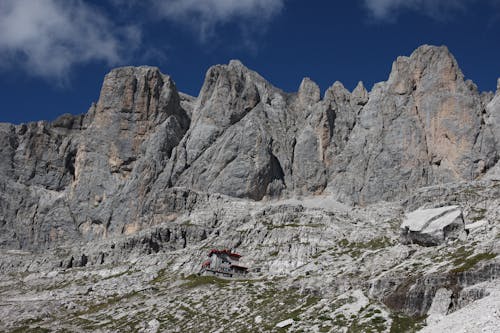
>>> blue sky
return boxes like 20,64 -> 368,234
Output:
1,0 -> 499,124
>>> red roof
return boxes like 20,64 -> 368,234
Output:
208,249 -> 242,258
201,260 -> 211,268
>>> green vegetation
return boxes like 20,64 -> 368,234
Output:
450,246 -> 474,265
389,313 -> 426,333
330,296 -> 357,310
451,252 -> 497,274
45,280 -> 72,291
285,295 -> 320,322
311,249 -> 325,259
339,237 -> 393,251
336,237 -> 394,258
332,313 -> 348,327
181,274 -> 230,288
280,223 -> 320,229
101,269 -> 134,281
348,315 -> 387,333
8,318 -> 49,333
181,219 -> 194,226
363,237 -> 394,250
264,222 -> 324,230
460,187 -> 481,198
75,290 -> 141,316
151,268 -> 168,284
9,326 -> 50,333
469,207 -> 487,222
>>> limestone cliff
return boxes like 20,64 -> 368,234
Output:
0,45 -> 499,250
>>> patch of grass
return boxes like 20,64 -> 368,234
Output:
46,280 -> 72,291
76,291 -> 141,316
283,295 -> 319,322
9,326 -> 50,333
337,237 -> 394,259
330,296 -> 357,310
179,304 -> 197,317
264,222 -> 324,230
151,268 -> 169,284
339,239 -> 350,247
449,246 -> 474,264
332,313 -> 348,327
460,187 -> 481,197
348,315 -> 387,333
304,295 -> 320,308
364,237 -> 394,250
311,250 -> 325,259
389,313 -> 426,333
102,269 -> 135,281
7,318 -> 49,333
469,207 -> 487,222
181,274 -> 229,288
387,218 -> 402,230
451,252 -> 497,274
181,219 -> 193,226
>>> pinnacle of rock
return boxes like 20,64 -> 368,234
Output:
228,59 -> 245,68
298,77 -> 321,105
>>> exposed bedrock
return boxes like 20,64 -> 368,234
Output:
1,45 -> 500,250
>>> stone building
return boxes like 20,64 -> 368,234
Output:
200,249 -> 248,277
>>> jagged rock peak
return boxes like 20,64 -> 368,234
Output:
298,77 -> 321,105
101,66 -> 175,95
228,59 -> 245,69
205,59 -> 267,82
352,81 -> 366,94
197,59 -> 273,110
352,81 -> 368,105
324,81 -> 350,102
107,65 -> 161,75
388,44 -> 463,95
93,65 -> 184,132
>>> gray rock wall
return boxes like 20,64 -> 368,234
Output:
1,45 -> 499,250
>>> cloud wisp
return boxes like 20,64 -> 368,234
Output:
0,0 -> 140,82
363,0 -> 474,21
0,0 -> 285,81
151,0 -> 285,42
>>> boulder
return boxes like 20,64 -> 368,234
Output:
275,318 -> 294,328
400,206 -> 465,246
426,288 -> 453,325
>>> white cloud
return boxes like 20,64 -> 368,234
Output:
151,0 -> 285,41
363,0 -> 473,21
0,0 -> 285,81
0,0 -> 140,81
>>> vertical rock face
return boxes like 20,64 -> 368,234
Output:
165,60 -> 286,200
68,67 -> 190,240
0,66 -> 190,249
329,45 -> 497,204
484,78 -> 500,179
1,44 -> 499,250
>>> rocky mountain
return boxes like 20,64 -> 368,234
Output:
0,45 -> 499,332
